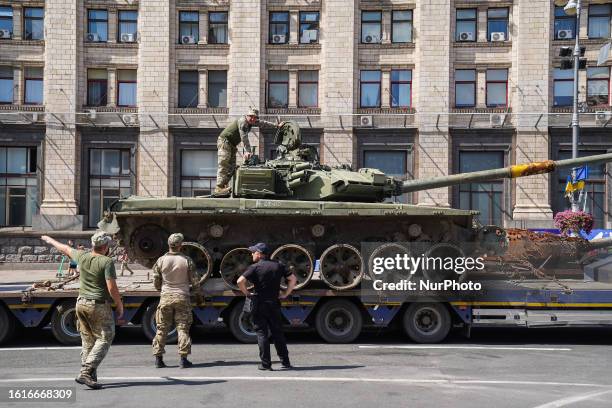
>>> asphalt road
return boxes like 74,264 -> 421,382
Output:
0,327 -> 612,408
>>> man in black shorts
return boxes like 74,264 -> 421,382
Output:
237,242 -> 297,370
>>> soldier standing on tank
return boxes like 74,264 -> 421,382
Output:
237,242 -> 297,370
152,233 -> 201,368
214,109 -> 283,196
41,232 -> 124,390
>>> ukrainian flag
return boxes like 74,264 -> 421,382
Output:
564,166 -> 588,197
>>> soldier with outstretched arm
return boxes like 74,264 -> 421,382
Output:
214,109 -> 283,196
41,232 -> 124,390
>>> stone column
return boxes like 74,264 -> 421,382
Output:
107,68 -> 117,107
36,0 -> 83,230
198,69 -> 208,108
288,69 -> 298,108
199,11 -> 208,44
381,69 -> 391,108
289,10 -> 299,44
13,66 -> 22,104
477,69 -> 486,107
381,9 -> 391,44
510,0 -> 553,227
108,8 -> 118,42
137,0 -> 172,197
13,5 -> 22,40
414,0 -> 451,207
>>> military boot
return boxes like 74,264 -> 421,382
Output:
155,355 -> 166,368
179,356 -> 193,368
75,368 -> 101,390
213,186 -> 231,197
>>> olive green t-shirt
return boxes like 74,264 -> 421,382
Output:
71,249 -> 117,301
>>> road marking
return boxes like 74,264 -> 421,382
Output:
0,347 -> 81,351
358,345 -> 573,351
532,389 -> 612,407
0,377 -> 607,388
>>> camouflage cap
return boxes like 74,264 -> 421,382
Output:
168,233 -> 184,247
247,108 -> 260,117
91,231 -> 112,247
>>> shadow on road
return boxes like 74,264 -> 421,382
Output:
98,379 -> 226,390
287,365 -> 364,371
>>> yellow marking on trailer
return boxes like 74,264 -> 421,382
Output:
8,304 -> 52,310
451,301 -> 612,308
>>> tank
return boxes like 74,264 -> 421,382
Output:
99,122 -> 612,290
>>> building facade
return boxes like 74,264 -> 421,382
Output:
0,0 -> 612,233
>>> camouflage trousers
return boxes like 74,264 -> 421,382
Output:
152,293 -> 193,357
76,297 -> 115,375
216,137 -> 237,189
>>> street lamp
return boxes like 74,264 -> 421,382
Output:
556,0 -> 582,212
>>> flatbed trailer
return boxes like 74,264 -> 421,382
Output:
3,273 -> 612,346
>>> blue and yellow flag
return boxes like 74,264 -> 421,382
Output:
565,166 -> 588,197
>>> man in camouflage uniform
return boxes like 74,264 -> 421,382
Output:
152,233 -> 201,368
214,108 -> 282,196
41,232 -> 124,390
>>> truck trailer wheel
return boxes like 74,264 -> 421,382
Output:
315,299 -> 362,343
142,301 -> 178,343
402,303 -> 451,343
0,303 -> 16,345
228,300 -> 257,343
50,301 -> 81,346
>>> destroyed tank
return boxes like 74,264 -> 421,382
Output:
100,122 -> 612,290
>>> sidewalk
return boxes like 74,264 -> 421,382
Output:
0,263 -> 149,284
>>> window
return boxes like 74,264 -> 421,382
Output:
554,150 -> 607,228
456,9 -> 477,41
117,70 -> 137,107
299,11 -> 319,44
364,150 -> 410,203
208,70 -> 227,108
88,149 -> 131,228
298,71 -> 318,107
118,10 -> 138,41
486,69 -> 508,107
0,147 -> 38,226
267,71 -> 289,108
179,11 -> 199,43
87,10 -> 108,42
361,11 -> 382,43
360,70 -> 381,107
180,150 -> 218,196
588,4 -> 611,39
0,67 -> 12,104
458,151 -> 505,225
208,12 -> 228,44
24,67 -> 43,105
487,8 -> 508,41
0,6 -> 13,38
24,8 -> 44,40
587,67 -> 610,107
178,71 -> 198,108
554,6 -> 576,39
553,68 -> 574,106
87,69 -> 107,107
392,10 -> 412,43
391,70 -> 412,107
269,12 -> 289,43
455,69 -> 476,107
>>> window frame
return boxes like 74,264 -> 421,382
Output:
390,69 -> 412,108
455,8 -> 477,42
269,11 -> 290,44
391,10 -> 413,43
179,10 -> 200,43
0,146 -> 38,227
0,66 -> 13,104
24,67 -> 43,105
116,70 -> 137,108
118,10 -> 138,42
486,7 -> 509,41
553,68 -> 574,107
299,11 -> 320,44
267,70 -> 289,108
179,148 -> 218,197
178,70 -> 199,108
23,7 -> 44,41
554,6 -> 577,40
588,4 -> 612,39
455,69 -> 476,108
485,69 -> 508,108
361,10 -> 382,44
87,9 -> 108,42
297,70 -> 319,108
208,11 -> 228,44
86,69 -> 108,107
0,6 -> 13,38
207,70 -> 228,108
586,66 -> 610,107
359,143 -> 413,204
360,70 -> 382,108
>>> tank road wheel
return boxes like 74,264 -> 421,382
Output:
181,242 -> 213,286
271,244 -> 314,290
423,243 -> 465,283
0,303 -> 17,345
129,224 -> 169,268
142,301 -> 178,343
320,244 -> 364,290
50,300 -> 81,346
220,248 -> 253,290
402,303 -> 451,344
315,299 -> 363,343
228,300 -> 257,343
368,243 -> 414,283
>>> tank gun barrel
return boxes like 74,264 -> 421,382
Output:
400,152 -> 612,194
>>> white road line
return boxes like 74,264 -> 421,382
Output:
0,377 -> 607,388
0,347 -> 81,351
532,389 -> 612,408
358,345 -> 573,351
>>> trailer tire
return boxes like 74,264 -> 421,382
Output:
228,300 -> 257,343
50,301 -> 81,346
0,303 -> 16,345
141,301 -> 178,344
402,303 -> 451,344
315,299 -> 362,343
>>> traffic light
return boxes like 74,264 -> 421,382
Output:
560,59 -> 587,69
559,46 -> 585,57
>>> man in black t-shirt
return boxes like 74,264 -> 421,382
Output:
237,242 -> 297,370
